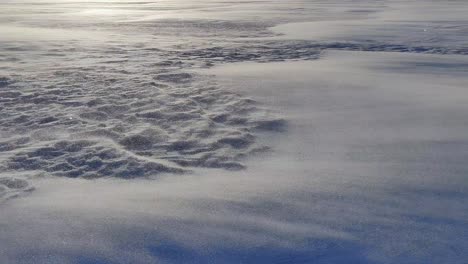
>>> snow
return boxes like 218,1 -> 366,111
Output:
1,0 -> 468,263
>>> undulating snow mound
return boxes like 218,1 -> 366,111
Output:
0,175 -> 34,202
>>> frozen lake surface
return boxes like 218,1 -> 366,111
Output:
1,1 -> 468,263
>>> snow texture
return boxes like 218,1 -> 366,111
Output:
1,0 -> 468,263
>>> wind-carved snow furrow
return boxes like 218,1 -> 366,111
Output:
176,41 -> 468,65
0,68 -> 285,185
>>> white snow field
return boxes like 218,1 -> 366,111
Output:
1,0 -> 468,263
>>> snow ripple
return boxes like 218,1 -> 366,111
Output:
0,70 -> 285,182
177,41 -> 468,65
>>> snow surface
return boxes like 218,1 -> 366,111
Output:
1,0 -> 468,263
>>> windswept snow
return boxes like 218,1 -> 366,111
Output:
1,0 -> 468,263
